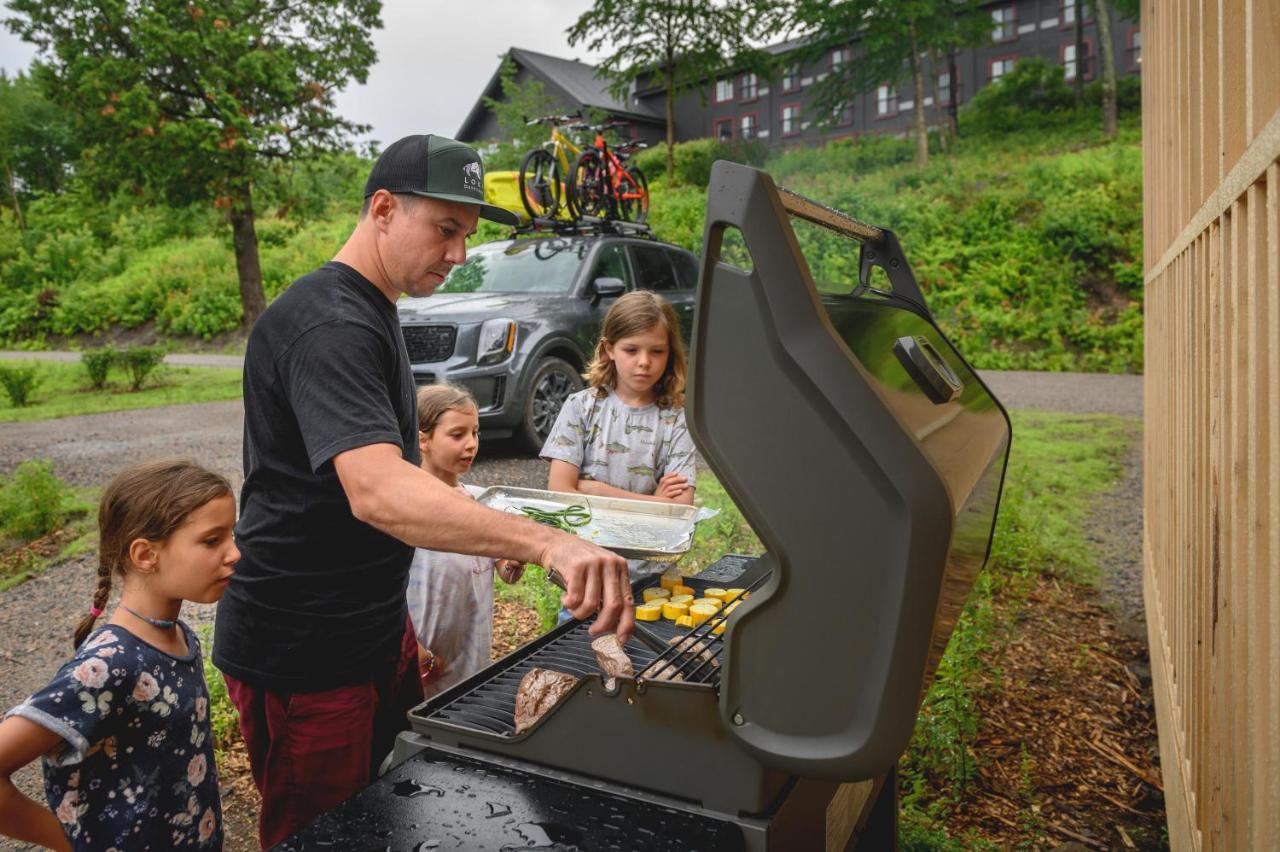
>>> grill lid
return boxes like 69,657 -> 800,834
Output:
688,162 -> 1011,781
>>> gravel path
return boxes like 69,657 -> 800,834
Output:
0,369 -> 1144,850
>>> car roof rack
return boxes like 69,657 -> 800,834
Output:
508,215 -> 657,241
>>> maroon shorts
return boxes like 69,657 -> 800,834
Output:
223,618 -> 423,849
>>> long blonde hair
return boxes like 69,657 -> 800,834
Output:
416,383 -> 477,434
75,460 -> 233,649
585,291 -> 687,409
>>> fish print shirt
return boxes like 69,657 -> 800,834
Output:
4,622 -> 221,850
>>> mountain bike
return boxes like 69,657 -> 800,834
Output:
568,121 -> 650,223
518,114 -> 586,221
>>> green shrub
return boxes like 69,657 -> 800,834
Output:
634,137 -> 769,187
81,347 -> 117,389
0,364 -> 41,406
0,459 -> 71,541
961,57 -> 1076,134
120,345 -> 166,390
199,625 -> 241,765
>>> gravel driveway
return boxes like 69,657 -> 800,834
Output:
0,369 -> 1143,850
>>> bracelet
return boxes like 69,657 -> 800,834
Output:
421,649 -> 436,678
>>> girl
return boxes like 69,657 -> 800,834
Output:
407,384 -> 524,699
541,290 -> 698,582
0,459 -> 238,851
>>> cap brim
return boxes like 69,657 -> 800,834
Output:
407,191 -> 520,226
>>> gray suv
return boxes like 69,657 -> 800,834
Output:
397,233 -> 699,450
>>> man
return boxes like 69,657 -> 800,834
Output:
213,135 -> 633,848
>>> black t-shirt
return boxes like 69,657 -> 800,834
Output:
213,262 -> 420,692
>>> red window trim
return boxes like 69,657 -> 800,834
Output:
738,71 -> 759,104
987,54 -> 1018,82
1058,0 -> 1094,30
992,4 -> 1018,43
713,77 -> 734,104
780,64 -> 801,94
1126,27 -> 1141,71
1059,38 -> 1094,81
781,102 -> 803,137
874,85 -> 899,120
713,116 -> 735,142
739,111 -> 760,140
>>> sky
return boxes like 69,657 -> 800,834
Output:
0,0 -> 607,148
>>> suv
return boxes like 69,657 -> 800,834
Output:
397,232 -> 699,450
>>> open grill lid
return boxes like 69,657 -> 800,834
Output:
688,161 -> 1011,781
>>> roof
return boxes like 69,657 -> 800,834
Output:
456,47 -> 663,141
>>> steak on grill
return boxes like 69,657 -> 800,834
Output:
514,668 -> 579,735
591,634 -> 634,689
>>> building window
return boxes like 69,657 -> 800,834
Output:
991,6 -> 1016,42
830,46 -> 853,69
833,101 -> 854,126
781,64 -> 800,93
740,113 -> 758,140
739,72 -> 758,101
989,56 -> 1016,81
876,85 -> 898,117
782,104 -> 801,136
1127,29 -> 1142,69
713,117 -> 734,142
1060,0 -> 1077,25
937,71 -> 952,105
714,77 -> 733,103
1062,40 -> 1093,81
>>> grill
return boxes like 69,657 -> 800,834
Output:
402,324 -> 456,363
285,162 -> 1012,850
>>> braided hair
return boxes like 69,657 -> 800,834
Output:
73,460 -> 232,649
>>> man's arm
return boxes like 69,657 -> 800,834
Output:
334,443 -> 635,640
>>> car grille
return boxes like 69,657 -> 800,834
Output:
402,324 -> 456,363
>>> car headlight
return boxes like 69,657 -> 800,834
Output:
477,318 -> 517,366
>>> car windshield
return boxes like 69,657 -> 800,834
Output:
437,240 -> 589,294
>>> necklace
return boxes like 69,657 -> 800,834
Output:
121,604 -> 177,630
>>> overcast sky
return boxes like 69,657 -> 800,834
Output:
0,0 -> 607,148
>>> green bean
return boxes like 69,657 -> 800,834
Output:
520,503 -> 592,531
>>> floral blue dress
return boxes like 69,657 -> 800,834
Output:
4,621 -> 222,850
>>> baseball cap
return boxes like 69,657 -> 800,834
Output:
364,134 -> 519,226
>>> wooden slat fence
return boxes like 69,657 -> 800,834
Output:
1142,1 -> 1280,849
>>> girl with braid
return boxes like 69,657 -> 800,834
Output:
0,460 -> 237,851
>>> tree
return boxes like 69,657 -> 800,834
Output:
481,56 -> 562,171
0,71 -> 79,227
780,0 -> 989,167
1094,1 -> 1118,137
568,0 -> 765,183
6,0 -> 382,327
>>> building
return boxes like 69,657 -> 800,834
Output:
458,1 -> 1140,149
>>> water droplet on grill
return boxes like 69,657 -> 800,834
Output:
392,780 -> 445,798
415,841 -> 441,851
485,801 -> 512,818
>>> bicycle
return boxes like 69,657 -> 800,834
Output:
518,114 -> 586,221
568,121 -> 650,224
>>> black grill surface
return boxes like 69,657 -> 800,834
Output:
403,324 -> 456,363
422,622 -> 661,737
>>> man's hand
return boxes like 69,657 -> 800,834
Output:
655,472 -> 691,501
539,534 -> 634,643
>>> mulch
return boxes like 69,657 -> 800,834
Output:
936,576 -> 1166,849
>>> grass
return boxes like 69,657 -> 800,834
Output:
900,409 -> 1139,844
0,360 -> 242,422
199,624 -> 240,768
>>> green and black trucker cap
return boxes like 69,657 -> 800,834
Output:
364,134 -> 518,226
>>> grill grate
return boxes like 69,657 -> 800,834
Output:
402,324 -> 456,363
422,622 -> 661,737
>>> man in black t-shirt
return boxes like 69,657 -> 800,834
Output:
212,135 -> 633,848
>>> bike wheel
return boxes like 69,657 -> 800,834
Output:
569,150 -> 607,219
617,165 -> 650,223
519,148 -> 560,220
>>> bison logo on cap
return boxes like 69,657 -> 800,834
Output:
462,162 -> 482,193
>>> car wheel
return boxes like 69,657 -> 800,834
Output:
520,357 -> 583,453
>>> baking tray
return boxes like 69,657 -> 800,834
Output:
475,486 -> 698,562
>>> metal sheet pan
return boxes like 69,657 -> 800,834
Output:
475,486 -> 698,562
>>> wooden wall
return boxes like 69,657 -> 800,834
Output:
1142,0 -> 1280,849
